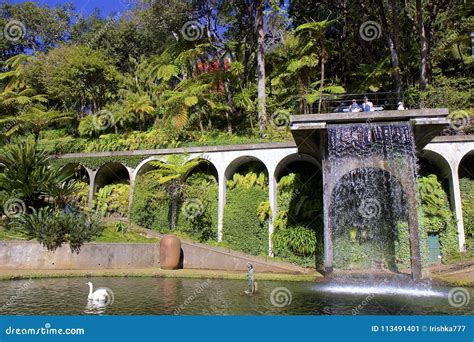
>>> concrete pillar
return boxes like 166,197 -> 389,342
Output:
322,154 -> 333,274
405,180 -> 422,280
217,170 -> 226,242
86,169 -> 97,208
449,164 -> 466,251
128,169 -> 136,216
268,170 -> 277,257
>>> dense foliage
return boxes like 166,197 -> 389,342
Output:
0,140 -> 104,251
94,182 -> 130,218
0,0 -> 471,266
272,173 -> 323,267
460,178 -> 474,245
223,172 -> 269,256
0,0 -> 472,154
130,159 -> 218,242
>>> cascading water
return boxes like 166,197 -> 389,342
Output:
326,122 -> 420,273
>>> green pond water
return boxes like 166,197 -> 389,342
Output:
0,277 -> 472,315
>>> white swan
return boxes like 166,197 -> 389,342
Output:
86,282 -> 110,302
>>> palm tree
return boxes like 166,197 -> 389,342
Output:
124,92 -> 155,130
0,141 -> 77,210
0,141 -> 50,208
0,106 -> 73,140
147,155 -> 201,230
0,54 -> 33,91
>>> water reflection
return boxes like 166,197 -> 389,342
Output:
0,277 -> 470,316
83,300 -> 108,315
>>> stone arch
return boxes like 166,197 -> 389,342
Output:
94,162 -> 130,190
224,155 -> 268,180
458,150 -> 474,180
60,162 -> 90,183
419,149 -> 452,179
184,157 -> 218,182
274,153 -> 321,181
222,155 -> 269,256
273,153 -> 324,266
133,156 -> 167,178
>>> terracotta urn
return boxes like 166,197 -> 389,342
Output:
160,235 -> 181,270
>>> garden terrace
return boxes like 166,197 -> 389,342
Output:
56,131 -> 474,261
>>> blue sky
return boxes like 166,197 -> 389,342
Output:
10,0 -> 127,17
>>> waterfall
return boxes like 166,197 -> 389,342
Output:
326,122 -> 419,271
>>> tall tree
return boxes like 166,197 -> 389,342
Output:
256,0 -> 267,134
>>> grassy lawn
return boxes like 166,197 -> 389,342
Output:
94,223 -> 160,243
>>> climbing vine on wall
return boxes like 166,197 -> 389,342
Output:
52,155 -> 148,170
460,178 -> 474,240
223,172 -> 269,256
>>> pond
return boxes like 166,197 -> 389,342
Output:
0,277 -> 471,315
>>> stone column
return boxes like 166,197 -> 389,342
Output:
217,170 -> 226,242
127,167 -> 136,216
322,153 -> 333,274
449,163 -> 466,251
268,170 -> 277,257
86,168 -> 97,208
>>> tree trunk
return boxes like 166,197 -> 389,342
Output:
416,0 -> 429,91
318,38 -> 327,114
256,0 -> 267,134
225,111 -> 232,134
169,182 -> 178,231
378,0 -> 402,102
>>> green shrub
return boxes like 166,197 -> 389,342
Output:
71,181 -> 89,209
417,174 -> 459,261
94,182 -> 130,217
272,173 -> 323,266
223,178 -> 268,256
273,224 -> 317,256
333,234 -> 372,269
130,173 -> 169,229
177,173 -> 218,241
130,170 -> 218,241
10,207 -> 103,252
460,178 -> 474,238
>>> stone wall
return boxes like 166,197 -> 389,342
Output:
0,240 -> 306,273
0,242 -> 160,270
